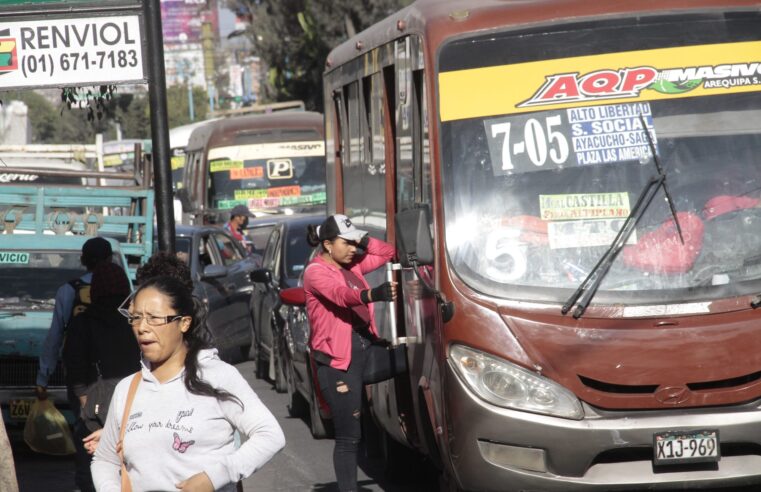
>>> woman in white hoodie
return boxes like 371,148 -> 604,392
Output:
91,275 -> 285,492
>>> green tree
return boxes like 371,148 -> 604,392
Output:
119,93 -> 150,139
166,85 -> 210,128
10,91 -> 58,143
234,0 -> 411,111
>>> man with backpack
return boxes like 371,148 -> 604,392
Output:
35,237 -> 113,492
36,237 -> 113,397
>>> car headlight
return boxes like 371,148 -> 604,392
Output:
449,344 -> 583,420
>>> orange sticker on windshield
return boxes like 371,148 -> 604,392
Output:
230,167 -> 264,180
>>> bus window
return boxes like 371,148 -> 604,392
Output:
342,76 -> 388,235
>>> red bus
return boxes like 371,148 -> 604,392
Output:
323,0 -> 761,489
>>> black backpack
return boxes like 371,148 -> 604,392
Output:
66,278 -> 92,328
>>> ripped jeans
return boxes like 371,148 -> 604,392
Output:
316,330 -> 372,492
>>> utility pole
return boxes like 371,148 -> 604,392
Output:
202,20 -> 216,112
144,0 -> 176,253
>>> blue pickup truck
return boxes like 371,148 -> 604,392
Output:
0,184 -> 153,430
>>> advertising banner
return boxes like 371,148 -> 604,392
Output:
0,15 -> 145,90
439,40 -> 761,122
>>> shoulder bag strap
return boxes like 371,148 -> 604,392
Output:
118,372 -> 141,492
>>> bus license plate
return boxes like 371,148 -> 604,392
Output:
653,429 -> 720,465
9,399 -> 32,421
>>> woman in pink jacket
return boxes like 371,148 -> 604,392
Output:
304,214 -> 396,492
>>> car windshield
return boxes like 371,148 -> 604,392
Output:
439,12 -> 761,305
0,251 -> 85,309
207,140 -> 326,212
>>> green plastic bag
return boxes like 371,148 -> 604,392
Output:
23,399 -> 75,456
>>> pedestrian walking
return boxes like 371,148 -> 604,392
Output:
62,261 -> 140,486
36,237 -> 113,395
91,275 -> 285,491
35,236 -> 113,492
303,214 -> 397,492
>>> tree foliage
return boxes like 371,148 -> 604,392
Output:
233,0 -> 411,111
167,85 -> 210,128
2,84 -> 210,144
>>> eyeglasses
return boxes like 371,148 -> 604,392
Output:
120,311 -> 185,326
117,292 -> 186,326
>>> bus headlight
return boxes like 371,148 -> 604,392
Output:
449,344 -> 583,420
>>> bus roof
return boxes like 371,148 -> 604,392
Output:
325,0 -> 761,71
185,111 -> 324,153
169,119 -> 221,150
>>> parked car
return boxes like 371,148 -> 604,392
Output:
277,249 -> 334,438
248,213 -> 324,388
170,225 -> 261,360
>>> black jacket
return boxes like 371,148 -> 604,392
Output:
63,296 -> 140,397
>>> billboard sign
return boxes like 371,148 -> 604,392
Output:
0,15 -> 145,89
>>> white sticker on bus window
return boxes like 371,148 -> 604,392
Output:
484,102 -> 658,175
568,102 -> 657,166
267,159 -> 293,179
0,252 -> 30,264
547,219 -> 636,249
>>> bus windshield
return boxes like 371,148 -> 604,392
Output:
207,140 -> 326,211
439,12 -> 761,305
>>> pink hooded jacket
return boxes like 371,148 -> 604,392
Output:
303,237 -> 396,370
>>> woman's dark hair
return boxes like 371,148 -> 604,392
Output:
135,275 -> 242,407
136,252 -> 193,293
306,223 -> 328,250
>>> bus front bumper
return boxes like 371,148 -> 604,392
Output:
444,363 -> 761,491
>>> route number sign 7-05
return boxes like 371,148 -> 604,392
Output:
489,114 -> 570,171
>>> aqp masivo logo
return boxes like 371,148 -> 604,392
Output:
0,29 -> 18,75
518,62 -> 761,108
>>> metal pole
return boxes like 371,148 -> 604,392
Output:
187,80 -> 195,121
144,0 -> 175,253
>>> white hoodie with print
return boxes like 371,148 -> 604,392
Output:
91,349 -> 285,491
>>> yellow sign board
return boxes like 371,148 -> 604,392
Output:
439,40 -> 761,122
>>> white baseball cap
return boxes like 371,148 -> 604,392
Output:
317,214 -> 367,243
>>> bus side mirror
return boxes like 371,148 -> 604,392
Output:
176,188 -> 191,212
395,205 -> 434,267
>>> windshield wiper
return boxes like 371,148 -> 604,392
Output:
640,114 -> 684,245
562,115 -> 684,319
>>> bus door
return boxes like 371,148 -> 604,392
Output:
333,33 -> 441,455
389,36 -> 446,461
